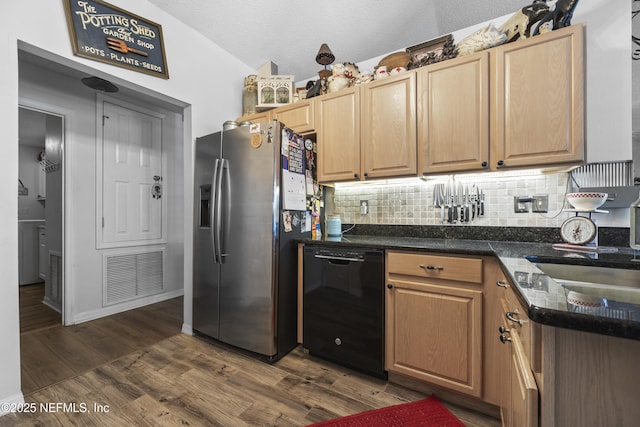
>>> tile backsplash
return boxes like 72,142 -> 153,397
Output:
330,172 -> 630,228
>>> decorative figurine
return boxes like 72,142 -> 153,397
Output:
455,24 -> 507,57
327,63 -> 349,93
531,0 -> 580,36
499,0 -> 555,43
343,62 -> 360,86
315,43 -> 335,80
242,74 -> 258,116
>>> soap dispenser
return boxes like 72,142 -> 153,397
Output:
631,190 -> 640,249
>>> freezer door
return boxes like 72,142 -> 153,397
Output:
192,132 -> 221,338
218,124 -> 280,357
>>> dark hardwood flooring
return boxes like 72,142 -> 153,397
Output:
9,291 -> 500,426
19,283 -> 60,334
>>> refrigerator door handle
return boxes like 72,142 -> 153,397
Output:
214,158 -> 225,264
211,158 -> 221,263
220,158 -> 231,259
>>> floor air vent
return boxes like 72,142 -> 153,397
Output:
104,250 -> 164,305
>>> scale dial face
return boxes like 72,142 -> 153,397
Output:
560,216 -> 597,245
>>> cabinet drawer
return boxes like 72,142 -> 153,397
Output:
387,252 -> 483,284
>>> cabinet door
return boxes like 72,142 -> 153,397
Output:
483,259 -> 510,407
315,87 -> 361,183
273,100 -> 315,134
236,110 -> 272,125
418,52 -> 490,174
386,279 -> 482,397
491,25 -> 584,169
361,72 -> 417,179
507,330 -> 538,427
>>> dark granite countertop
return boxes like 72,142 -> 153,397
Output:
300,232 -> 640,341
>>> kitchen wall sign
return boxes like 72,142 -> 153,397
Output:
63,0 -> 169,78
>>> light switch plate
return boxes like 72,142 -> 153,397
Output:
514,196 -> 529,213
532,194 -> 549,213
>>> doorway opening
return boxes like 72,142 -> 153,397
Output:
17,46 -> 188,395
18,106 -> 64,332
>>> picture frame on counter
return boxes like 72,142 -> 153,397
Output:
63,0 -> 169,78
406,34 -> 456,69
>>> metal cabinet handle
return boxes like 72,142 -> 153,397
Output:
499,325 -> 510,334
506,311 -> 523,326
500,333 -> 512,344
496,280 -> 509,288
387,283 -> 393,289
419,264 -> 444,271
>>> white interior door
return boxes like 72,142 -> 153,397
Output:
100,100 -> 164,247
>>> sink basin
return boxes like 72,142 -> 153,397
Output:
533,263 -> 640,289
533,262 -> 640,310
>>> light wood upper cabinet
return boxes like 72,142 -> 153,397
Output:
236,110 -> 272,126
386,251 -> 483,397
361,72 -> 417,179
272,99 -> 315,134
315,87 -> 361,182
491,24 -> 584,169
418,52 -> 490,174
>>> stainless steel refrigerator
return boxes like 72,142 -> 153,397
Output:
193,121 -> 317,361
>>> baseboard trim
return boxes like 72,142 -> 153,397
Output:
42,296 -> 62,313
0,392 -> 25,417
71,289 -> 184,325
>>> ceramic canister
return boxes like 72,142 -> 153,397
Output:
326,214 -> 342,237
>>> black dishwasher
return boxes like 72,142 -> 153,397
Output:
303,245 -> 385,378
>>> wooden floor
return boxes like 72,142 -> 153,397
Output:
8,293 -> 500,426
19,283 -> 61,334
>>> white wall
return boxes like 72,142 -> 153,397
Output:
314,0 -> 632,163
1,0 -> 253,409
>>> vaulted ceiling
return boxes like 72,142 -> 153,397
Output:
147,0 -> 527,80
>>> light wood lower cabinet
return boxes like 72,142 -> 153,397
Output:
507,329 -> 538,427
498,279 -> 539,427
539,325 -> 640,427
482,258 -> 510,408
386,251 -> 483,397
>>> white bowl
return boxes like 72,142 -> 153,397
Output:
566,192 -> 607,211
566,290 -> 607,308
